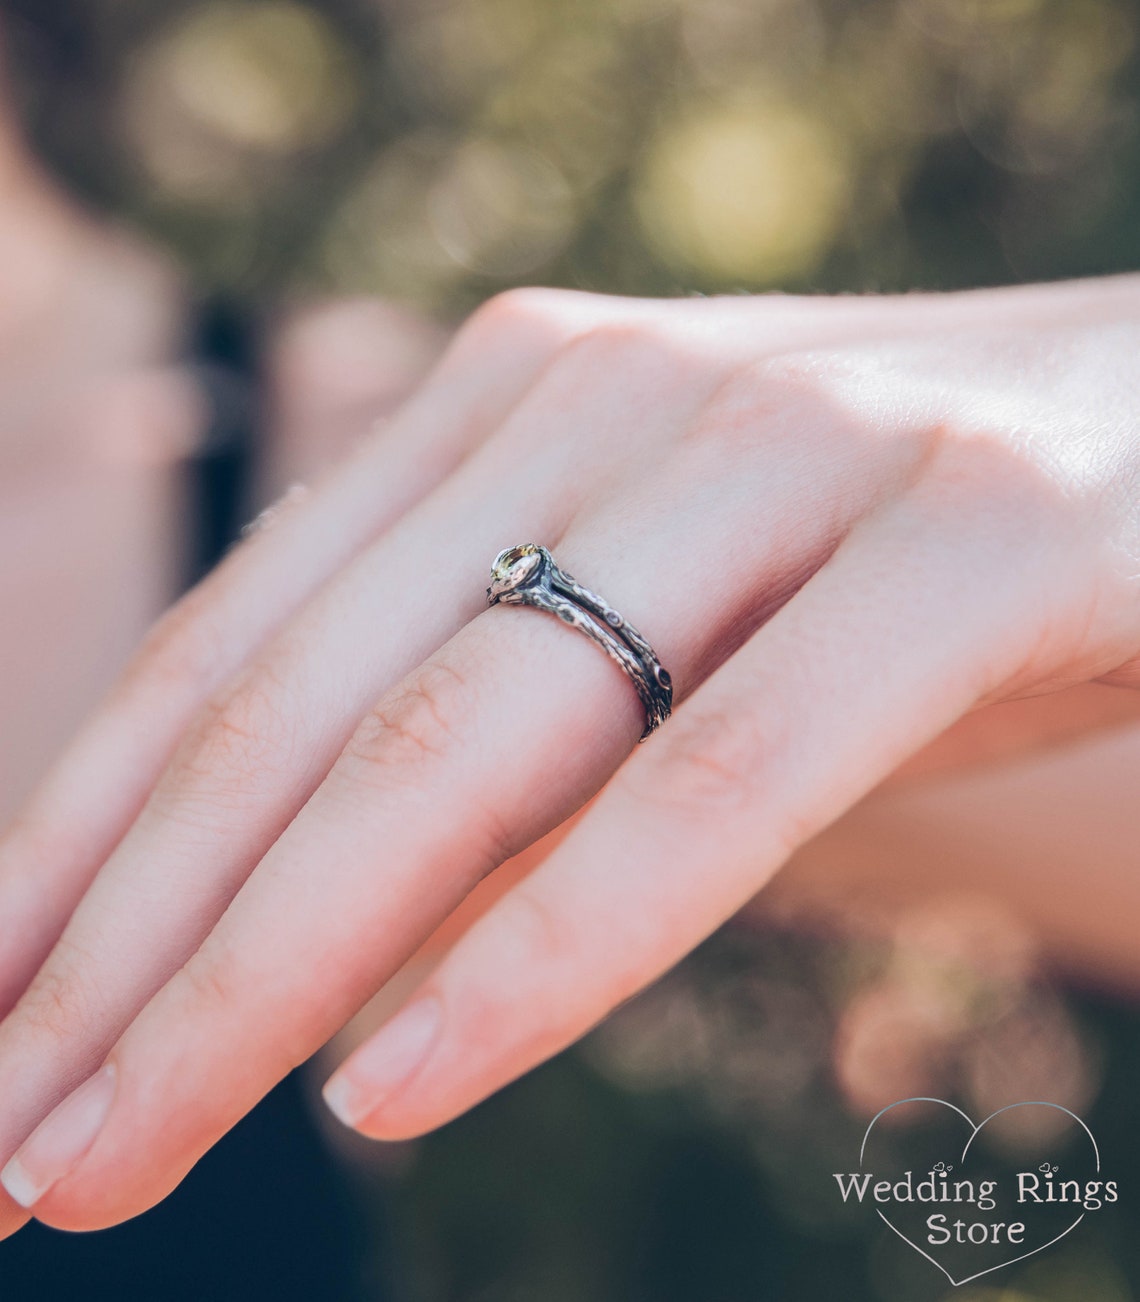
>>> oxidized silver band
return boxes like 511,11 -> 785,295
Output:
486,544 -> 673,741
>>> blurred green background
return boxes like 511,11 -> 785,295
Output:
6,0 -> 1140,315
2,2 -> 1139,1300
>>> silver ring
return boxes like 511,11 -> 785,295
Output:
486,543 -> 673,741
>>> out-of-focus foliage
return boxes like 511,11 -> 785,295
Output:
5,0 -> 1140,316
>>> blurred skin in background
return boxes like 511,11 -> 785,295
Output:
0,32 -> 447,824
0,69 -> 191,818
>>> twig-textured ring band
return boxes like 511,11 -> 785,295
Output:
486,544 -> 673,741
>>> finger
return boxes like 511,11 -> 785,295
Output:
0,360 -> 929,1229
315,812 -> 589,1075
323,462 -> 1069,1138
0,312 -> 743,1230
0,288 -> 594,1015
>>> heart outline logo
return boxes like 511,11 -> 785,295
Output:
860,1098 -> 1101,1288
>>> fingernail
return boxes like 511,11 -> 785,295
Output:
0,1064 -> 117,1208
323,996 -> 442,1129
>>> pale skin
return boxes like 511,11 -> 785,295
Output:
2,276 -> 1140,1236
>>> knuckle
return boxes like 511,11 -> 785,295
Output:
623,696 -> 817,858
912,430 -> 1077,556
638,709 -> 761,812
496,882 -> 568,973
622,695 -> 791,823
459,286 -> 584,351
156,668 -> 303,816
119,588 -> 222,701
686,349 -> 863,449
549,320 -> 664,379
17,941 -> 106,1043
905,435 -> 1103,648
738,348 -> 844,398
342,659 -> 472,789
920,426 -> 1045,500
466,800 -> 525,885
179,942 -> 245,1015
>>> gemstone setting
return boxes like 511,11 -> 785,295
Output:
487,543 -> 545,601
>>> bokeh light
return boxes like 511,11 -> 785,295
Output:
120,1 -> 356,206
3,0 -> 1111,303
633,97 -> 852,284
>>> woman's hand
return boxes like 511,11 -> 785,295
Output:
2,277 -> 1140,1234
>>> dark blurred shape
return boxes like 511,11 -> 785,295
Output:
0,1072 -> 370,1302
182,296 -> 260,584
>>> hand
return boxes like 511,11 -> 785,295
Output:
2,278 -> 1140,1234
